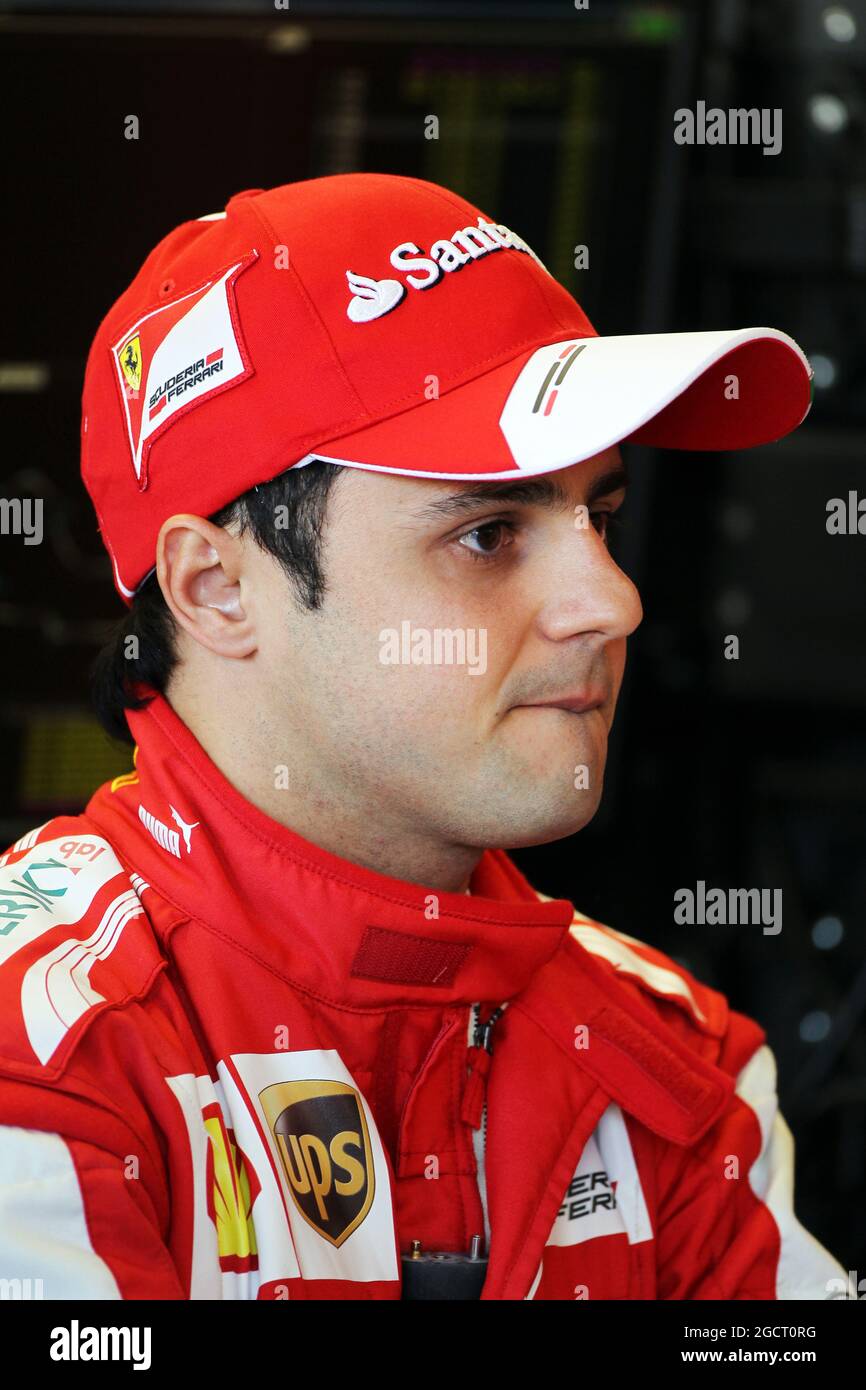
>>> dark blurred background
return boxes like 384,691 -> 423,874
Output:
1,0 -> 864,1275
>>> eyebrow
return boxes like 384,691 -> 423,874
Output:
405,463 -> 629,524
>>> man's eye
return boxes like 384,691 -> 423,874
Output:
592,509 -> 624,544
456,519 -> 517,562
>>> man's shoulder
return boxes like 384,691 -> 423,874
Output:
0,813 -> 167,1080
526,893 -> 770,1143
564,903 -> 728,1036
533,891 -> 761,1057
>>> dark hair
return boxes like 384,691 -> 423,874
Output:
90,460 -> 344,744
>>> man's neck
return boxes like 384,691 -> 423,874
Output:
164,680 -> 480,893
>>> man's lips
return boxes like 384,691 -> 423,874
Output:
514,691 -> 607,714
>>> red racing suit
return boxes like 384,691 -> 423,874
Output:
0,691 -> 846,1299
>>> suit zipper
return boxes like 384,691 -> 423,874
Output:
468,1001 -> 505,1254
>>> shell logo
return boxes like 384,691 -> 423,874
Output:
203,1101 -> 260,1272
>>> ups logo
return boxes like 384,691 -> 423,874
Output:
260,1079 -> 374,1247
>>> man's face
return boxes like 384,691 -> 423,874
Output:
248,445 -> 642,851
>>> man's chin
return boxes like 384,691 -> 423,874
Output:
471,788 -> 604,852
499,708 -> 610,783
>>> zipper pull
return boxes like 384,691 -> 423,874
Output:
461,1005 -> 504,1129
461,1047 -> 491,1129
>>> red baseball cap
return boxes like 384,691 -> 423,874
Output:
80,172 -> 813,603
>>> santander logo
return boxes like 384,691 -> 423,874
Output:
345,271 -> 405,323
345,214 -> 546,322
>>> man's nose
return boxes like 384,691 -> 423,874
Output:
534,525 -> 643,643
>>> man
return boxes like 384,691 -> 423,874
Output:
0,174 -> 846,1300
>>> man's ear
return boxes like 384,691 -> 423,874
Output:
155,514 -> 257,659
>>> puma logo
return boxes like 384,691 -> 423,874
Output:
169,806 -> 199,854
